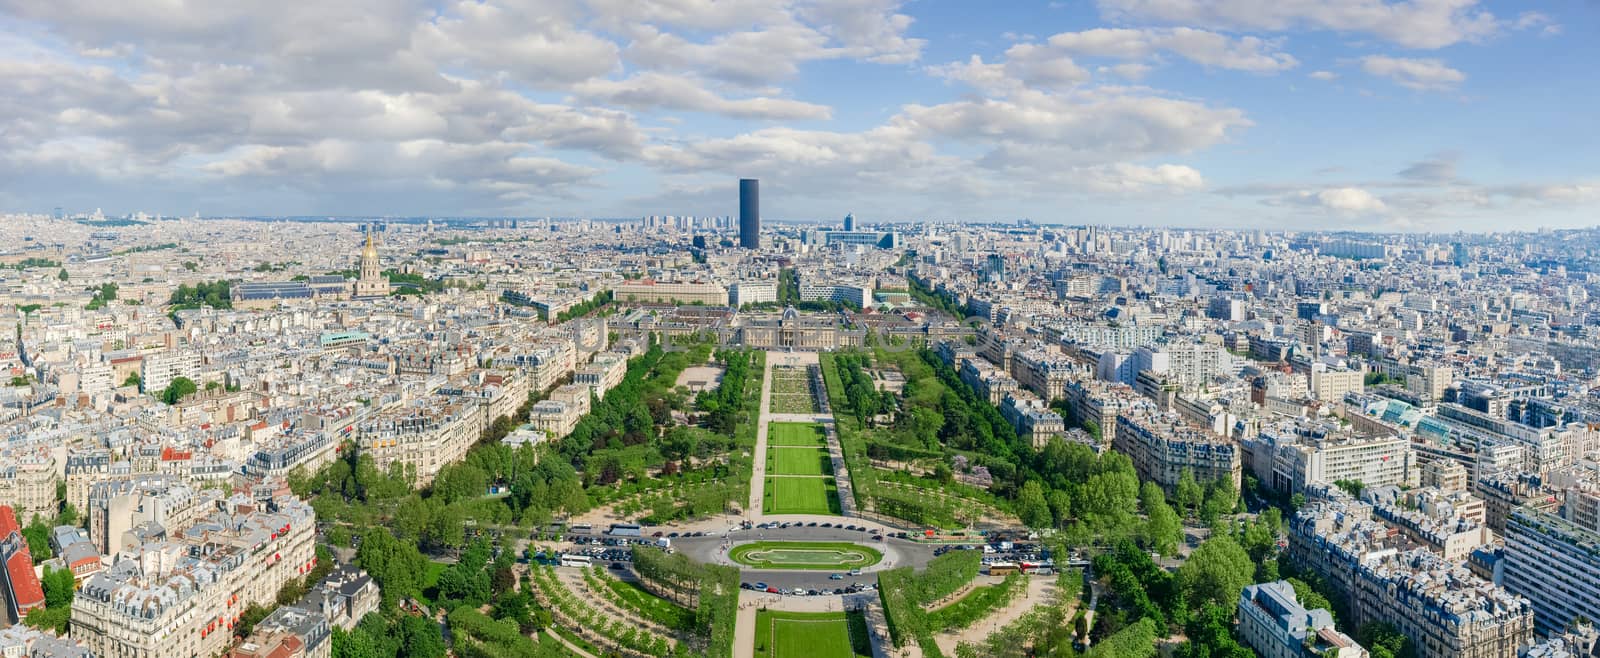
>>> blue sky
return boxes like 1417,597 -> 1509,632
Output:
0,0 -> 1594,230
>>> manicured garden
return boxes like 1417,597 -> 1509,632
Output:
769,447 -> 831,475
763,476 -> 842,515
729,541 -> 883,570
753,610 -> 872,658
768,422 -> 828,446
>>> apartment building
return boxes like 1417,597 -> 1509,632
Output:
140,349 -> 201,394
231,606 -> 331,658
358,396 -> 484,485
1503,508 -> 1600,636
958,359 -> 1018,407
1062,379 -> 1147,446
1114,409 -> 1241,493
0,447 -> 58,523
999,394 -> 1065,449
1289,497 -> 1533,658
1238,581 -> 1367,658
1243,421 -> 1417,495
73,495 -> 317,658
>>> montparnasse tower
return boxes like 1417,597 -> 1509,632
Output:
353,225 -> 388,298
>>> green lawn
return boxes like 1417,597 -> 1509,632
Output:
417,560 -> 449,605
764,476 -> 841,515
927,577 -> 1019,631
754,610 -> 871,658
768,422 -> 827,446
730,541 -> 883,570
769,447 -> 831,475
601,577 -> 696,631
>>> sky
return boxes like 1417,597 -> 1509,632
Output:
0,0 -> 1596,231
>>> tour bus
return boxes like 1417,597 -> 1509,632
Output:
559,554 -> 593,568
987,562 -> 1020,576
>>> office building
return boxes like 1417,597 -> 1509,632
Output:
739,178 -> 759,249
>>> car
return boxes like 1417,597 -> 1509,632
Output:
610,562 -> 625,570
849,569 -> 863,576
806,522 -> 817,527
652,531 -> 664,538
833,588 -> 845,595
807,589 -> 820,596
872,535 -> 883,541
668,532 -> 680,538
741,582 -> 754,590
754,582 -> 768,591
820,522 -> 833,528
766,587 -> 779,594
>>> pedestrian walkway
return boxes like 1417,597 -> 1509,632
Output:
748,354 -> 776,520
542,628 -> 599,658
931,576 -> 1059,656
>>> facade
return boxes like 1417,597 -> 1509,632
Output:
732,307 -> 865,351
729,281 -> 778,307
73,495 -> 317,658
999,394 -> 1066,449
739,178 -> 759,249
1114,409 -> 1242,493
798,281 -> 871,308
140,350 -> 200,395
357,396 -> 484,486
1238,581 -> 1367,658
614,281 -> 729,305
1244,422 -> 1418,495
0,506 -> 45,623
1290,497 -> 1534,658
0,449 -> 58,524
1503,508 -> 1600,636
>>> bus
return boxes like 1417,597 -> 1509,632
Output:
559,554 -> 593,568
987,562 -> 1020,576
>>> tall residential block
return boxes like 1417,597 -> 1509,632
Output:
739,178 -> 759,249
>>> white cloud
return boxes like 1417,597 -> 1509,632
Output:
618,1 -> 925,86
1047,27 -> 1298,72
1360,55 -> 1465,91
1397,153 -> 1458,182
1308,70 -> 1338,81
1095,0 -> 1501,49
574,73 -> 832,120
1279,187 -> 1389,214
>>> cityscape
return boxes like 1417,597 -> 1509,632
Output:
2,3 -> 1600,658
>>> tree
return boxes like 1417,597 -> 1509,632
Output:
398,613 -> 448,658
1175,470 -> 1204,518
21,515 -> 51,562
56,268 -> 68,281
1016,481 -> 1052,528
40,566 -> 73,608
1141,482 -> 1183,557
160,376 -> 197,405
1178,535 -> 1255,610
1359,622 -> 1416,658
122,372 -> 141,388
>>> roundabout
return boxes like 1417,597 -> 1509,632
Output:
729,541 -> 884,570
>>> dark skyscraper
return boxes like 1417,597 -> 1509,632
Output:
843,212 -> 855,232
739,178 -> 759,249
